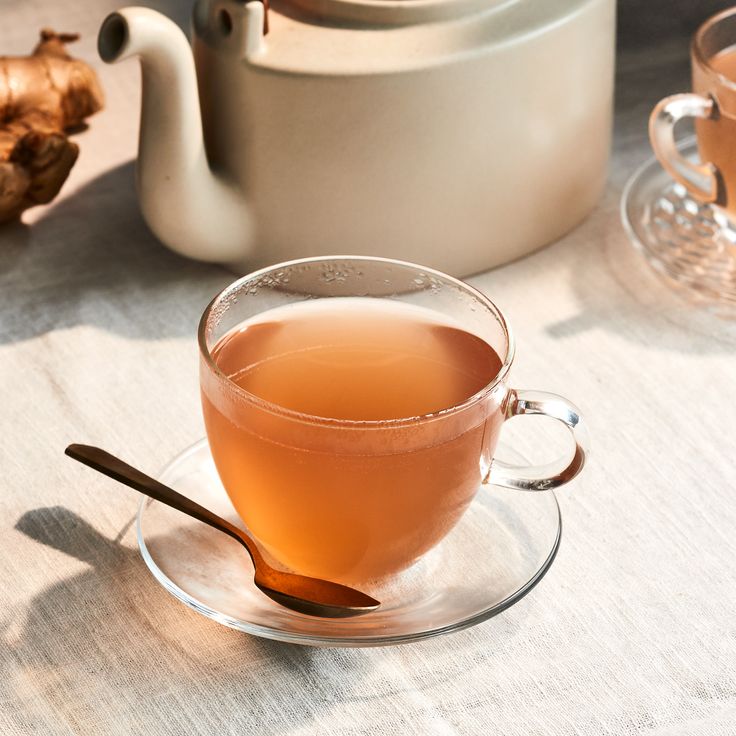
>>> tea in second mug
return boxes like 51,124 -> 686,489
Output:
199,257 -> 587,584
650,7 -> 736,226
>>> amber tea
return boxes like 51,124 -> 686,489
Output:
695,45 -> 736,217
201,298 -> 504,583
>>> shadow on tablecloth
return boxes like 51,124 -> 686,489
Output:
543,190 -> 736,351
0,162 -> 231,346
3,506 -> 515,733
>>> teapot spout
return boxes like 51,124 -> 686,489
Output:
98,7 -> 253,263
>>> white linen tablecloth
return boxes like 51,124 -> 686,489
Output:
1,1 -> 735,733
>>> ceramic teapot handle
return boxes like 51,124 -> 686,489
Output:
486,390 -> 588,492
649,93 -> 721,203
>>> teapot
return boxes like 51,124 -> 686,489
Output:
98,0 -> 614,275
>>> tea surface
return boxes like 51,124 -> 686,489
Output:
211,298 -> 500,421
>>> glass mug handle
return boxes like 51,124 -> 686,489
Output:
487,390 -> 588,491
649,93 -> 721,203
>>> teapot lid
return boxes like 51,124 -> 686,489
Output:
284,0 -> 513,25
196,0 -> 605,75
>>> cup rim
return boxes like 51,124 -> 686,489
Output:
198,255 -> 515,428
693,6 -> 736,90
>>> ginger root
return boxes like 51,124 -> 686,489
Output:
0,30 -> 104,223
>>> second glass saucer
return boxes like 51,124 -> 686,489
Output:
622,138 -> 736,313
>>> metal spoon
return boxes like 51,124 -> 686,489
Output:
65,444 -> 380,618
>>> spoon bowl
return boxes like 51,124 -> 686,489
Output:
65,444 -> 380,618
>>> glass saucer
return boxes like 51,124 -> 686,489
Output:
622,137 -> 736,313
137,439 -> 561,647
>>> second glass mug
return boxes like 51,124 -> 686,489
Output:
649,7 -> 736,229
199,256 -> 587,584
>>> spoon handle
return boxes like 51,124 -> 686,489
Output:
64,444 -> 260,564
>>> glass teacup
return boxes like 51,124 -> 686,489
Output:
650,7 -> 736,230
199,256 -> 587,584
